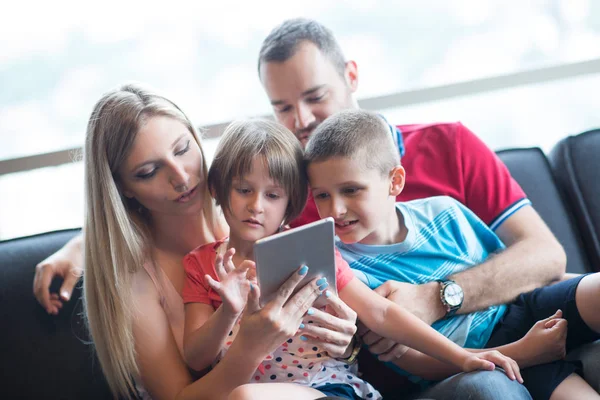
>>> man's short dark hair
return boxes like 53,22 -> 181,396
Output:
304,109 -> 401,176
258,18 -> 346,78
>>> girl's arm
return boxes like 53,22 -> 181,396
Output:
339,278 -> 520,379
183,248 -> 253,371
183,303 -> 239,371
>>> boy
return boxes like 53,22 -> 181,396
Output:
304,109 -> 600,400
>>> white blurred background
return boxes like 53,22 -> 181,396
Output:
1,0 -> 599,240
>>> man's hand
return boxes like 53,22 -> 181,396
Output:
355,280 -> 446,361
33,236 -> 83,315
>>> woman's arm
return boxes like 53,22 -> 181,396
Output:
183,303 -> 239,371
133,271 -> 259,400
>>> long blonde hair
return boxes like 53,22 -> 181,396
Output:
83,83 -> 222,398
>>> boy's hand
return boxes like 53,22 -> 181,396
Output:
462,350 -> 523,383
515,310 -> 567,367
205,248 -> 254,316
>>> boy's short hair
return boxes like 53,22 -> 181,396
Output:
304,109 -> 400,175
208,119 -> 308,225
258,18 -> 346,78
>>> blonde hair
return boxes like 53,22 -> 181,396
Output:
208,119 -> 308,226
83,83 -> 223,398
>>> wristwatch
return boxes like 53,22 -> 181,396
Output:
437,279 -> 464,318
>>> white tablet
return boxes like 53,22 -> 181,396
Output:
254,217 -> 337,308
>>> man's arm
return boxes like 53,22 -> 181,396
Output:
373,205 -> 566,325
33,232 -> 84,314
452,205 -> 565,315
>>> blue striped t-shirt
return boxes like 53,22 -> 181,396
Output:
337,196 -> 507,352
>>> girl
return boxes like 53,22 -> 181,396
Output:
182,119 -> 522,400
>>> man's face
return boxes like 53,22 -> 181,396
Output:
260,41 -> 358,148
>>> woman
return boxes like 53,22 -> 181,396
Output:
80,83 -> 333,400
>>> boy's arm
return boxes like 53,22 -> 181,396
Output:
385,310 -> 567,381
340,278 -> 519,379
183,302 -> 239,371
341,278 -> 472,368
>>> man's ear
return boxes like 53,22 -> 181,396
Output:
344,60 -> 359,92
389,165 -> 406,196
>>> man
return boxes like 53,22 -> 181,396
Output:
256,18 -> 569,399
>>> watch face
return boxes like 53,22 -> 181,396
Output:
444,282 -> 464,307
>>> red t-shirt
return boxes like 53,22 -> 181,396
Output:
292,122 -> 527,229
182,238 -> 355,307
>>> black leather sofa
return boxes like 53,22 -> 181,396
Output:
1,129 -> 599,399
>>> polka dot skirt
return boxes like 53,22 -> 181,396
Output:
217,319 -> 381,399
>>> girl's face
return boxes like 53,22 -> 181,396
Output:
225,156 -> 289,243
119,116 -> 206,217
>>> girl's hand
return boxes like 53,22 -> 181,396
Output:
462,350 -> 523,384
205,248 -> 254,317
234,266 -> 326,358
296,290 -> 358,358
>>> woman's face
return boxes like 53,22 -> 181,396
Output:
119,116 -> 206,217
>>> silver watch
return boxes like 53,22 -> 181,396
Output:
437,279 -> 464,317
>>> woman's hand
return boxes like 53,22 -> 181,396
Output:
205,248 -> 254,317
462,350 -> 523,383
295,290 -> 358,358
234,266 -> 326,358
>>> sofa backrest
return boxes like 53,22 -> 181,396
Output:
550,129 -> 600,271
497,147 -> 593,274
0,229 -> 112,399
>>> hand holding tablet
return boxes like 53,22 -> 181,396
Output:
254,217 -> 337,308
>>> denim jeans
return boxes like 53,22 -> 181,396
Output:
410,369 -> 532,400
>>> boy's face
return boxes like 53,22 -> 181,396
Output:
225,156 -> 289,243
308,156 -> 402,245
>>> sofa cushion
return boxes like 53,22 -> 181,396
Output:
549,129 -> 600,271
0,229 -> 112,399
497,148 -> 592,274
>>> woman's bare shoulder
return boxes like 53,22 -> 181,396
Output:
131,265 -> 160,304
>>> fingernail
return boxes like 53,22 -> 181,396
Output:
300,336 -> 308,341
325,290 -> 332,298
298,265 -> 308,275
61,291 -> 70,300
318,283 -> 329,291
316,277 -> 327,286
299,323 -> 305,329
307,308 -> 315,316
250,283 -> 255,291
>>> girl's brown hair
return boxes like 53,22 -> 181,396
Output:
208,119 -> 308,225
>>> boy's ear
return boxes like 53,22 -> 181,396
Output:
389,165 -> 406,196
